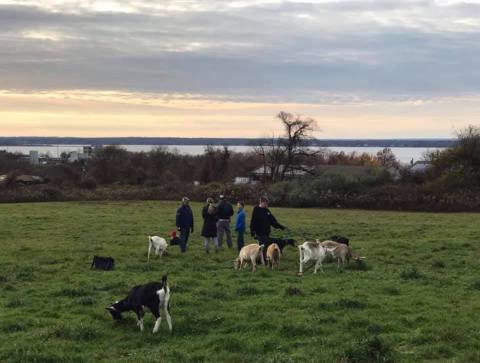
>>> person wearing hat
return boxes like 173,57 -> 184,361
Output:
250,196 -> 285,255
176,197 -> 194,253
201,197 -> 219,254
216,194 -> 234,249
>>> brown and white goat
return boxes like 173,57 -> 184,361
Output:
234,244 -> 265,272
266,243 -> 281,269
320,240 -> 364,270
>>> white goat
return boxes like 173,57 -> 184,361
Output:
298,241 -> 327,275
234,244 -> 265,272
148,236 -> 168,261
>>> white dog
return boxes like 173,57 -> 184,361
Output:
148,236 -> 168,261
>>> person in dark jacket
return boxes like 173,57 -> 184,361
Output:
201,197 -> 219,254
216,194 -> 234,249
235,201 -> 246,251
176,196 -> 194,253
250,197 -> 285,254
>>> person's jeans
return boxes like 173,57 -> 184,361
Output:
217,220 -> 232,248
237,230 -> 245,251
204,237 -> 218,253
179,228 -> 190,253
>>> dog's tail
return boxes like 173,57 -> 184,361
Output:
161,274 -> 168,288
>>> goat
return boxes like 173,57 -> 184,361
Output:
91,255 -> 115,270
320,240 -> 364,270
148,236 -> 168,261
266,243 -> 281,269
106,275 -> 172,333
234,244 -> 265,272
298,241 -> 327,275
330,235 -> 350,246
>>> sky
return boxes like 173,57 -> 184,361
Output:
1,0 -> 480,138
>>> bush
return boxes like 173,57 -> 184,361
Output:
79,177 -> 97,190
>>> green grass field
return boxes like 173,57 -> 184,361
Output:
1,201 -> 480,362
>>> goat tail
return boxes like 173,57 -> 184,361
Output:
259,244 -> 265,250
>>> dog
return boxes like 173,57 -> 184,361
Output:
330,235 -> 350,246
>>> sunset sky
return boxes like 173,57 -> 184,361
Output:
1,0 -> 480,138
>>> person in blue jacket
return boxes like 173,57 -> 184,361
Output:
176,196 -> 194,253
235,201 -> 246,251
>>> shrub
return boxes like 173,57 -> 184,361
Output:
79,177 -> 97,190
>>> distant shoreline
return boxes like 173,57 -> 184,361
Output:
0,137 -> 455,148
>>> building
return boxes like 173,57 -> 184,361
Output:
251,165 -> 311,180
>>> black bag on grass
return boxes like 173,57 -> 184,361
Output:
91,255 -> 115,270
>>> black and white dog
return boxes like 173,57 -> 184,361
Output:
91,256 -> 115,270
106,275 -> 172,333
267,237 -> 296,252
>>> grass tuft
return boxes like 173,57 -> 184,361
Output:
335,298 -> 367,310
285,286 -> 303,296
431,260 -> 445,269
341,335 -> 397,363
236,286 -> 258,296
470,280 -> 480,290
5,297 -> 26,308
400,267 -> 424,280
55,287 -> 90,297
347,259 -> 369,271
383,286 -> 401,295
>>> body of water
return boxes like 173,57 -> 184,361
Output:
0,144 -> 444,163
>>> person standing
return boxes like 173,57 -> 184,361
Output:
216,194 -> 234,248
176,196 -> 194,253
250,196 -> 285,250
235,201 -> 246,251
201,197 -> 219,254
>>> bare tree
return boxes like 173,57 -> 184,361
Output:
253,112 -> 319,182
277,111 -> 318,179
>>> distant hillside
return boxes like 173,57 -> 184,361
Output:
0,137 -> 455,148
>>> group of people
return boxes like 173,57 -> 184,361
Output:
175,196 -> 286,254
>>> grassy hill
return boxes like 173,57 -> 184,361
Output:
1,201 -> 479,362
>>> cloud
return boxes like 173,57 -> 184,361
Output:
0,0 -> 479,104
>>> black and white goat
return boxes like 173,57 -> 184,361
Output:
106,275 -> 172,333
148,236 -> 168,261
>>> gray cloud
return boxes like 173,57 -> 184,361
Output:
1,1 -> 480,102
